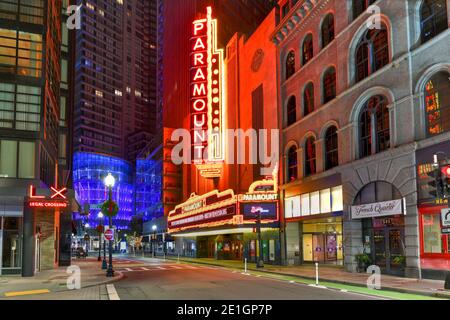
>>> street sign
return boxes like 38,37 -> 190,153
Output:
90,203 -> 103,210
442,227 -> 450,234
441,208 -> 450,227
104,229 -> 114,241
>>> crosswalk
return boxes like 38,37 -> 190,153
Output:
117,264 -> 217,273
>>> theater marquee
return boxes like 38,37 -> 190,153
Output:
190,6 -> 225,172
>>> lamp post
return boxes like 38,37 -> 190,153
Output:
152,224 -> 157,257
97,212 -> 103,261
104,173 -> 115,277
256,210 -> 264,268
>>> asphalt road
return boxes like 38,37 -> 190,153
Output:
111,257 -> 384,300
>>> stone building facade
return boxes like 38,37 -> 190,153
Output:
273,0 -> 450,278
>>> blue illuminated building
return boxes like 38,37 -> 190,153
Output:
73,152 -> 134,231
135,146 -> 164,222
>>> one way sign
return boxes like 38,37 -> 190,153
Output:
441,208 -> 450,227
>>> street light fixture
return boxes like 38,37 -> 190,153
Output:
104,173 -> 116,277
152,224 -> 157,257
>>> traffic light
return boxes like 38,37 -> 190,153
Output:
441,165 -> 450,198
427,167 -> 444,199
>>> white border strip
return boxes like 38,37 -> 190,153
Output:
106,284 -> 120,300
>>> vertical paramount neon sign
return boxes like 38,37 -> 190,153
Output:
190,7 -> 225,166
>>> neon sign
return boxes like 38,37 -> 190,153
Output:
27,185 -> 68,209
190,6 -> 225,167
28,201 -> 68,208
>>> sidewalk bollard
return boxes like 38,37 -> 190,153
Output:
178,253 -> 180,263
315,262 -> 319,286
245,258 -> 247,273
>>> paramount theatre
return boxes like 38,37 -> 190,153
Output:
166,7 -> 282,264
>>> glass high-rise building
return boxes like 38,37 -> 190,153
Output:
73,0 -> 160,231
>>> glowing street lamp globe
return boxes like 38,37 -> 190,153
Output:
85,223 -> 90,228
152,225 -> 157,231
98,212 -> 104,219
104,173 -> 115,188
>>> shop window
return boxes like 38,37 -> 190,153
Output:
325,126 -> 339,170
355,25 -> 389,83
287,146 -> 298,182
301,193 -> 310,216
359,95 -> 390,159
302,34 -> 313,66
420,0 -> 448,43
424,71 -> 450,137
321,14 -> 335,49
303,82 -> 315,116
286,96 -> 297,126
2,217 -> 22,270
0,140 -> 17,178
422,214 -> 443,253
320,188 -> 331,213
285,50 -> 296,80
304,137 -> 316,177
352,0 -> 377,20
331,186 -> 344,212
323,67 -> 336,104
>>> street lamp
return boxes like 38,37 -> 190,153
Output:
104,173 -> 115,277
152,224 -> 157,257
97,212 -> 104,262
256,210 -> 264,268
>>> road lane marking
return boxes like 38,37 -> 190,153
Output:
141,267 -> 150,271
170,265 -> 182,269
106,284 -> 120,300
157,266 -> 166,270
125,268 -> 133,272
4,289 -> 50,297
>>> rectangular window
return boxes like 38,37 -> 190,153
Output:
310,191 -> 320,215
422,214 -> 443,254
320,188 -> 331,214
285,196 -> 301,218
0,29 -> 42,77
0,83 -> 41,131
331,185 -> 344,212
301,193 -> 310,216
0,140 -> 17,178
18,141 -> 35,178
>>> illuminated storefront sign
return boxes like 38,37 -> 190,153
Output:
169,205 -> 236,229
241,203 -> 278,220
27,185 -> 68,209
190,6 -> 225,168
241,193 -> 278,202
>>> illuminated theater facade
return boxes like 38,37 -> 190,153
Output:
166,7 -> 282,263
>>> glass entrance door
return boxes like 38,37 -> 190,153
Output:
373,227 -> 405,275
373,229 -> 387,269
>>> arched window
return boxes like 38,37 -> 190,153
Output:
355,25 -> 389,83
286,96 -> 297,126
287,146 -> 298,182
420,0 -> 448,43
352,0 -> 376,20
303,82 -> 315,116
286,50 -> 296,80
304,137 -> 316,177
321,14 -> 335,48
359,95 -> 390,158
424,71 -> 450,136
325,126 -> 339,170
323,67 -> 336,103
302,34 -> 314,66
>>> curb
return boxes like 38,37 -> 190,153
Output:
165,257 -> 450,299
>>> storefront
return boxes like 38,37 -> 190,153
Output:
284,181 -> 344,266
168,177 -> 281,264
351,181 -> 407,276
416,141 -> 450,279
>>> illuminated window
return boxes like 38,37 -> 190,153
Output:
331,186 -> 343,212
325,126 -> 339,170
115,90 -> 123,96
285,50 -> 295,80
0,29 -> 43,77
323,67 -> 336,104
135,90 -> 142,98
0,140 -> 35,178
320,188 -> 331,214
355,25 -> 389,83
420,0 -> 448,43
0,83 -> 41,131
302,34 -> 313,66
126,86 -> 131,93
0,0 -> 44,24
116,0 -> 123,4
301,194 -> 310,216
310,191 -> 320,215
304,137 -> 316,177
95,90 -> 103,98
424,72 -> 450,137
86,2 -> 95,10
303,82 -> 314,116
98,9 -> 105,16
287,146 -> 298,182
359,95 -> 390,158
286,96 -> 297,126
321,14 -> 335,48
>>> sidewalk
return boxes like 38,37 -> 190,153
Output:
0,256 -> 125,299
163,256 -> 450,299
